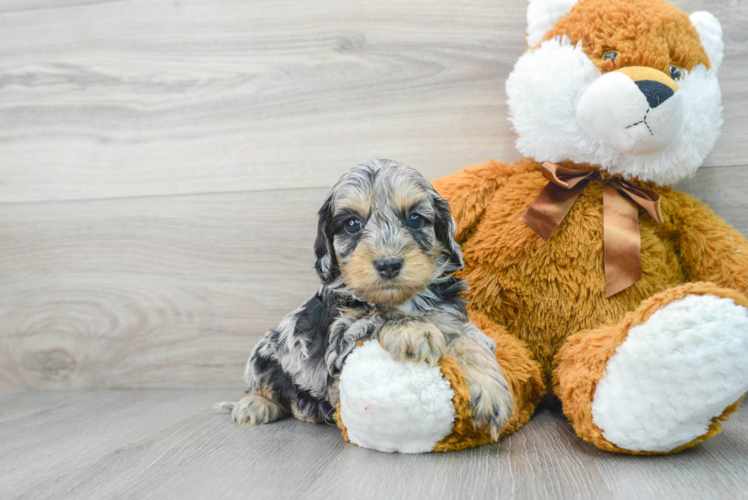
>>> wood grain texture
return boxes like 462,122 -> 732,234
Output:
0,0 -> 746,203
1,0 -> 748,390
1,389 -> 747,500
0,188 -> 326,389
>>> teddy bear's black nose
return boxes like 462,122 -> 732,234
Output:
635,80 -> 675,109
374,257 -> 403,279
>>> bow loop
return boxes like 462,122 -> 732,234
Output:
540,162 -> 597,189
520,162 -> 664,297
607,178 -> 664,225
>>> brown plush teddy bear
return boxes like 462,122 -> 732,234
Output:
431,0 -> 748,454
336,0 -> 748,454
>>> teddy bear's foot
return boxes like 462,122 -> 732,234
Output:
338,340 -> 456,453
556,284 -> 748,454
591,293 -> 748,452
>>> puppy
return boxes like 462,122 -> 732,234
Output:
223,159 -> 513,439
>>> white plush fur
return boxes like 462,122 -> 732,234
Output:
506,36 -> 723,185
338,340 -> 455,453
576,71 -> 684,156
591,295 -> 748,452
690,11 -> 724,73
526,0 -> 579,47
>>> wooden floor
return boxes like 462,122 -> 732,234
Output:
1,389 -> 747,500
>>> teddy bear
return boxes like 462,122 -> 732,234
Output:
335,0 -> 748,454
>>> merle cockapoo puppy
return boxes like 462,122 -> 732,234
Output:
223,159 -> 513,439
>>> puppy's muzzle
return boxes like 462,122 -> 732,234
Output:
374,257 -> 403,279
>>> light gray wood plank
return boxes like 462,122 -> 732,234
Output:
1,390 -> 747,500
0,0 -> 127,14
2,166 -> 747,390
304,435 -> 505,500
676,164 -> 748,232
0,0 -> 745,204
0,389 -> 240,498
0,0 -> 524,203
0,188 -> 327,390
5,389 -> 345,500
496,409 -> 614,500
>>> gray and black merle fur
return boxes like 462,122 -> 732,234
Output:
224,159 -> 513,437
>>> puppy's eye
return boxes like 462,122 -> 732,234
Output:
669,65 -> 682,81
406,214 -> 425,229
602,50 -> 619,62
345,218 -> 362,234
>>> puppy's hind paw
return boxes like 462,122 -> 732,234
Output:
229,393 -> 287,427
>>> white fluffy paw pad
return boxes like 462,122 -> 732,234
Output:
592,294 -> 748,452
338,340 -> 456,453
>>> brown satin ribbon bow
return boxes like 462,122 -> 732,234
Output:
520,162 -> 664,298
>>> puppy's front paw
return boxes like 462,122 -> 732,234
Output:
231,393 -> 286,427
469,372 -> 513,441
450,335 -> 514,440
378,320 -> 447,366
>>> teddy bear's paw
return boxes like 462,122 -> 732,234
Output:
591,294 -> 748,452
378,320 -> 447,367
230,392 -> 286,427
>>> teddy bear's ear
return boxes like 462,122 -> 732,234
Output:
689,11 -> 724,73
526,0 -> 579,47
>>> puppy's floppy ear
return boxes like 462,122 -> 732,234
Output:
314,193 -> 340,284
430,189 -> 464,272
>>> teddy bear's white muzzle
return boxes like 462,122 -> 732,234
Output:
576,70 -> 684,156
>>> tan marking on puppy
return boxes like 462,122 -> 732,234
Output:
291,401 -> 319,424
336,191 -> 372,219
231,388 -> 287,427
399,243 -> 439,287
377,319 -> 447,367
428,240 -> 446,266
391,186 -> 428,215
450,336 -> 514,440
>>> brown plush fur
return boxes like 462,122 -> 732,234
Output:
543,0 -> 711,72
432,158 -> 748,453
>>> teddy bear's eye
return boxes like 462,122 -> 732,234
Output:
669,65 -> 682,81
602,50 -> 619,62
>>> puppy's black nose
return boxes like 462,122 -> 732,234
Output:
374,257 -> 402,279
635,80 -> 674,109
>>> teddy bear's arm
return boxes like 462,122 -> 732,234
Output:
668,191 -> 748,293
431,160 -> 517,243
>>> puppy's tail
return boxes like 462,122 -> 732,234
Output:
214,401 -> 236,413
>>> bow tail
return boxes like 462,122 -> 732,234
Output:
603,184 -> 642,297
520,182 -> 585,241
